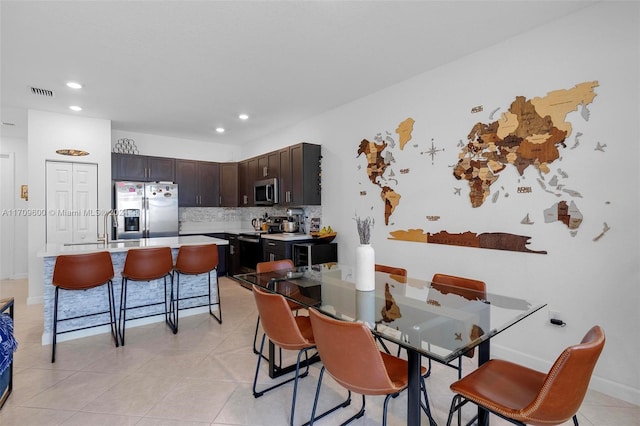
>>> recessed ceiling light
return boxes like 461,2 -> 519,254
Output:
238,113 -> 249,120
69,105 -> 82,112
216,127 -> 225,133
66,81 -> 83,89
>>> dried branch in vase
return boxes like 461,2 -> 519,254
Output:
354,214 -> 374,244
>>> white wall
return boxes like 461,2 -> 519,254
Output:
0,137 -> 28,279
111,129 -> 241,162
0,107 -> 29,279
244,3 -> 640,404
27,110 -> 112,304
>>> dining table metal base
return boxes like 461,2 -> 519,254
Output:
407,349 -> 423,425
267,339 -> 321,379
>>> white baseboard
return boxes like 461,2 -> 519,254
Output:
27,295 -> 43,305
492,343 -> 640,406
10,272 -> 28,280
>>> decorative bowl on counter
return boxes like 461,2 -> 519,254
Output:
310,231 -> 337,243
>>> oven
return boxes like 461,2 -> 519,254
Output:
237,232 -> 263,273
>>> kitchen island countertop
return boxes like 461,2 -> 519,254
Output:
39,234 -> 228,345
37,235 -> 228,257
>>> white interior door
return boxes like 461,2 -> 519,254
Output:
46,161 -> 98,244
46,162 -> 73,244
0,153 -> 14,279
72,163 -> 98,241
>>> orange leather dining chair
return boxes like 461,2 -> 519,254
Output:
375,263 -> 407,281
51,251 -> 118,362
172,243 -> 222,332
252,285 -> 348,426
308,308 -> 437,426
446,325 -> 605,426
374,264 -> 407,356
252,259 -> 304,356
428,273 -> 487,379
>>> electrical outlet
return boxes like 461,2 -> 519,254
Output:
548,310 -> 566,326
549,310 -> 561,321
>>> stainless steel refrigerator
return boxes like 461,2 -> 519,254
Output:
114,181 -> 179,239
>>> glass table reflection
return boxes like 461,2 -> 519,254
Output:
235,263 -> 546,426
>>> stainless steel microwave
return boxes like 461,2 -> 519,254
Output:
254,178 -> 279,205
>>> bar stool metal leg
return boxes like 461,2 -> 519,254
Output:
168,272 -> 179,332
52,287 -> 60,363
118,276 -> 128,346
208,269 -> 222,324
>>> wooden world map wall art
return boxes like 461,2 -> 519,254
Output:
356,81 -> 603,255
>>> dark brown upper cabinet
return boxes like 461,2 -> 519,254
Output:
219,162 -> 238,207
175,159 -> 220,207
257,151 -> 280,179
279,143 -> 321,206
112,153 -> 175,182
237,160 -> 250,206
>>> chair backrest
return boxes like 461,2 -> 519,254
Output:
256,258 -> 304,309
431,273 -> 486,302
521,325 -> 605,424
432,273 -> 487,358
256,259 -> 294,273
375,264 -> 407,283
53,251 -> 114,290
175,244 -> 218,274
252,285 -> 312,350
309,308 -> 400,396
122,247 -> 173,280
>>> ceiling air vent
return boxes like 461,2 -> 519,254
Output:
29,86 -> 55,97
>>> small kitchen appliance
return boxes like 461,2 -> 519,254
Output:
281,220 -> 298,233
284,207 -> 305,233
251,218 -> 264,231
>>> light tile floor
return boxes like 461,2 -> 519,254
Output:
0,277 -> 638,425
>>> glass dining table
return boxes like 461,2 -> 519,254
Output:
235,263 -> 546,426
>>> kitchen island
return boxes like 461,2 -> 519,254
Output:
37,235 -> 228,345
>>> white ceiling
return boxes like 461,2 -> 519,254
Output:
1,1 -> 596,145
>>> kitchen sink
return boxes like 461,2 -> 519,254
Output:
64,239 -> 140,247
63,241 -> 103,246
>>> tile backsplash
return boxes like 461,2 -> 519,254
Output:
179,205 -> 323,233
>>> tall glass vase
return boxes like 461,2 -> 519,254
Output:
355,243 -> 375,291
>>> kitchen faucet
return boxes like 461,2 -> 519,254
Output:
97,210 -> 118,244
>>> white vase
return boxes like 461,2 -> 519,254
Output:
355,243 -> 375,291
356,288 -> 376,328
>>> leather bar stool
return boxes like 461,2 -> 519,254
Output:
171,243 -> 222,332
119,246 -> 174,345
51,251 -> 118,363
